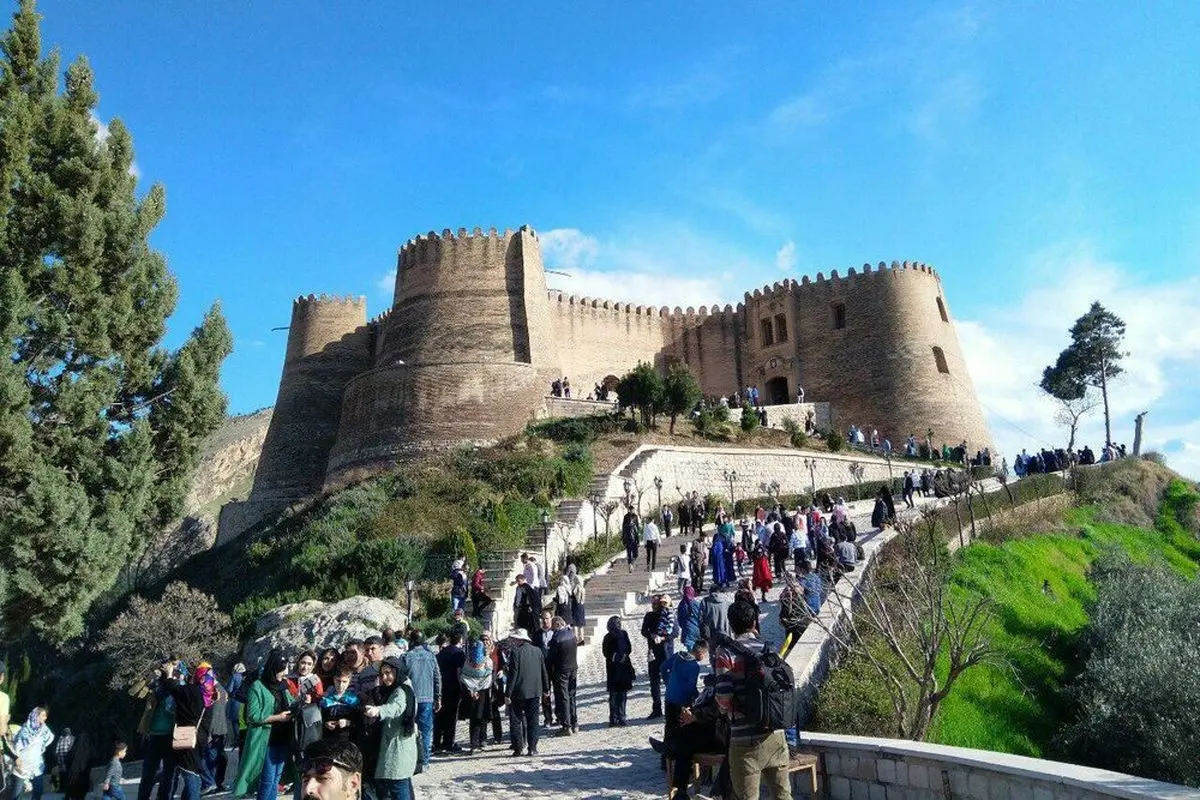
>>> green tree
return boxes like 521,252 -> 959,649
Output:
1042,302 -> 1126,449
0,1 -> 231,642
660,363 -> 701,434
616,361 -> 664,429
740,403 -> 760,433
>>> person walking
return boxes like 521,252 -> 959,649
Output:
201,675 -> 230,795
433,633 -> 465,753
640,594 -> 677,720
601,617 -> 635,727
504,628 -> 549,758
565,564 -> 588,645
136,658 -> 178,800
643,515 -> 661,571
166,661 -> 214,800
676,586 -> 702,651
458,642 -> 493,754
101,741 -> 128,800
547,617 -> 579,736
11,707 -> 54,800
621,508 -> 641,574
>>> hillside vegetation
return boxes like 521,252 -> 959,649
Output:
811,457 -> 1200,785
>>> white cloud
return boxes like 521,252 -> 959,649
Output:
376,270 -> 395,297
775,241 -> 797,273
91,111 -> 142,179
540,228 -> 600,270
956,242 -> 1200,479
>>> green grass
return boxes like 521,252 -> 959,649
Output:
930,501 -> 1200,756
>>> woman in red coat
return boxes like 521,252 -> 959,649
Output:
751,542 -> 774,602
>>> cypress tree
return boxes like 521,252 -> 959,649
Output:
0,0 -> 232,641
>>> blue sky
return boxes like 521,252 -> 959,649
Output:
34,1 -> 1200,477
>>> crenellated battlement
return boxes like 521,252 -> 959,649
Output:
744,260 -> 941,304
547,290 -> 746,328
292,293 -> 367,309
397,225 -> 535,261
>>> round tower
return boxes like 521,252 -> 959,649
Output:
781,262 -> 992,454
324,227 -> 558,485
250,294 -> 371,504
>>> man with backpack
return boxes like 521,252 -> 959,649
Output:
714,600 -> 795,799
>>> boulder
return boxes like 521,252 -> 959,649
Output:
242,595 -> 408,667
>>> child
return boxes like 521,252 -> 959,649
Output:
733,542 -> 747,577
103,740 -> 127,800
671,544 -> 691,594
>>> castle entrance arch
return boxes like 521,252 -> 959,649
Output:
600,374 -> 619,401
765,375 -> 790,406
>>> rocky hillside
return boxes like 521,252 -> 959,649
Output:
132,408 -> 272,584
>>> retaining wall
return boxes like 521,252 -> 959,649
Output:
800,732 -> 1200,800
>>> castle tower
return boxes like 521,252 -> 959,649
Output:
249,294 -> 372,504
762,262 -> 991,453
324,227 -> 558,485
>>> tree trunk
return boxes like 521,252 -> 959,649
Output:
1067,417 -> 1077,453
1100,365 -> 1112,447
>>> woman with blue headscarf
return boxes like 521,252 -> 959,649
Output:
458,640 -> 493,754
12,707 -> 54,800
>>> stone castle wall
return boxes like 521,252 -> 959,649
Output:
220,225 -> 995,545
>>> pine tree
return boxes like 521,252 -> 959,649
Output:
0,0 -> 231,642
1043,302 -> 1126,450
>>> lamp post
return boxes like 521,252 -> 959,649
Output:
405,579 -> 415,620
723,469 -> 738,511
653,476 -> 664,519
803,458 -> 817,499
540,509 -> 552,575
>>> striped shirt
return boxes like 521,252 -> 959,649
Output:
714,633 -> 768,743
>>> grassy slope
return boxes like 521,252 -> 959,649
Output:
930,502 -> 1200,756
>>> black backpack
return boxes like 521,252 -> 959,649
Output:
716,635 -> 796,732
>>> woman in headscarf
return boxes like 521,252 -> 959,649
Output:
61,731 -> 93,800
315,648 -> 341,687
11,707 -> 54,800
751,541 -> 774,603
676,586 -> 702,651
481,631 -> 505,746
458,641 -> 493,754
167,662 -> 214,800
363,657 -> 417,800
553,572 -> 572,621
709,534 -> 728,589
871,491 -> 887,530
233,651 -> 296,800
601,616 -> 635,728
566,564 -> 588,645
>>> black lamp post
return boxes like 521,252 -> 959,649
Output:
588,491 -> 601,538
653,476 -> 664,518
803,458 -> 817,499
723,469 -> 738,511
540,509 -> 552,574
405,579 -> 414,620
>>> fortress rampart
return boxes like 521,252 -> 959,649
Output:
220,226 -> 994,542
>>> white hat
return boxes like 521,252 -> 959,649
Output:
452,558 -> 465,570
506,627 -> 531,642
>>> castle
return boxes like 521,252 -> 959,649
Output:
218,225 -> 992,541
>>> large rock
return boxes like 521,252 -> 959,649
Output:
242,596 -> 408,667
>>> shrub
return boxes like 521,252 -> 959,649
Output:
1058,556 -> 1200,786
100,582 -> 237,690
433,527 -> 478,570
825,429 -> 845,452
570,536 -> 623,574
782,416 -> 807,448
409,612 -> 483,642
740,404 -> 760,433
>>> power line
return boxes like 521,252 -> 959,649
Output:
978,400 -> 1058,451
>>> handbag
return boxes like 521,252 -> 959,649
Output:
172,707 -> 204,751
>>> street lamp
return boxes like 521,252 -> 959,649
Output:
803,458 -> 817,499
723,469 -> 738,511
653,476 -> 664,518
405,579 -> 415,620
540,509 -> 552,576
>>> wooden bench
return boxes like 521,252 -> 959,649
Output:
665,751 -> 725,799
665,751 -> 820,798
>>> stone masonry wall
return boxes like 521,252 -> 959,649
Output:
800,733 -> 1200,800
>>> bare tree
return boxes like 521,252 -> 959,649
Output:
1054,392 -> 1101,453
596,500 -> 620,544
811,516 -> 998,740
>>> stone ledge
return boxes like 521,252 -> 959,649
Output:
800,733 -> 1200,800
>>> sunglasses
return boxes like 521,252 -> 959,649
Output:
299,757 -> 357,777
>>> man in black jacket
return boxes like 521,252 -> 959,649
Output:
546,617 -> 579,736
505,628 -> 550,757
535,611 -> 555,725
641,594 -> 677,720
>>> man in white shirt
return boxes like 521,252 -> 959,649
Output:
642,518 -> 661,571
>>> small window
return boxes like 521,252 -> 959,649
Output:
936,296 -> 949,323
932,346 -> 950,374
833,303 -> 846,329
760,318 -> 774,346
774,314 -> 788,343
